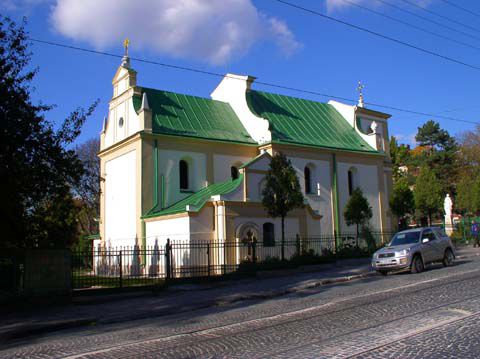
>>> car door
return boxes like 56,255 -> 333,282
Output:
420,229 -> 437,263
433,228 -> 450,257
427,229 -> 445,262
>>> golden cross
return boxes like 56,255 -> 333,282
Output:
123,38 -> 130,56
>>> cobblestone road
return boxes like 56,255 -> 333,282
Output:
2,258 -> 480,358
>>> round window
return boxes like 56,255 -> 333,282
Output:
118,117 -> 124,128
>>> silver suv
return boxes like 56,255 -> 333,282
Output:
372,227 -> 455,275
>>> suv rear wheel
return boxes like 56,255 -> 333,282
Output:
411,255 -> 424,274
443,248 -> 454,267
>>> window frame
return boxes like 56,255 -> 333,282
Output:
304,166 -> 312,194
179,159 -> 189,191
262,222 -> 275,247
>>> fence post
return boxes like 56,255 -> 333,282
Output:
165,238 -> 171,282
119,250 -> 123,289
252,239 -> 257,264
207,242 -> 211,277
296,234 -> 301,256
223,241 -> 227,275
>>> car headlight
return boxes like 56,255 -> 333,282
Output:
398,249 -> 410,256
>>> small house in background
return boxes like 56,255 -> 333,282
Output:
98,50 -> 393,259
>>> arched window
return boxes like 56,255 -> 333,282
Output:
348,167 -> 358,196
179,160 -> 189,190
231,166 -> 239,180
263,222 -> 275,247
304,166 -> 312,194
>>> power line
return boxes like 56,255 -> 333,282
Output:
399,0 -> 480,35
372,0 -> 480,42
269,0 -> 480,72
29,38 -> 479,125
438,0 -> 480,19
337,0 -> 480,52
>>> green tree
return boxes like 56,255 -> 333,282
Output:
413,166 -> 443,225
344,188 -> 373,238
73,138 -> 101,247
389,178 -> 414,230
415,120 -> 458,193
0,16 -> 98,248
456,176 -> 480,215
262,152 -> 304,261
389,136 -> 411,180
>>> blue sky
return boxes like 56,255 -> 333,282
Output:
2,0 -> 479,146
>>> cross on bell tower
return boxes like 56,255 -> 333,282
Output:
121,38 -> 131,68
357,81 -> 365,108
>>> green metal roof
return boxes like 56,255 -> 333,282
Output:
133,88 -> 256,145
144,174 -> 244,218
246,90 -> 378,153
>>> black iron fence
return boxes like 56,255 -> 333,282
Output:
72,231 -> 395,290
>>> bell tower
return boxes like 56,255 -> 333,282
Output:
112,38 -> 137,98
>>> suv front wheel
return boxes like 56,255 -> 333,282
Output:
411,255 -> 424,274
443,248 -> 454,267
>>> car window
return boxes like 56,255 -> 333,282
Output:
422,229 -> 436,241
389,231 -> 421,246
433,228 -> 446,240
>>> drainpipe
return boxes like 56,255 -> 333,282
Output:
332,154 -> 341,248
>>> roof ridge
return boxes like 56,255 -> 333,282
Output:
139,86 -> 228,104
249,89 -> 331,106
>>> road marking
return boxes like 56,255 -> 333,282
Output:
65,268 -> 480,358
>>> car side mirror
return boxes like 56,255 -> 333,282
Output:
422,238 -> 429,244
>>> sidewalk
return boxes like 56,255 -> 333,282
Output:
0,258 -> 374,343
1,246 -> 479,343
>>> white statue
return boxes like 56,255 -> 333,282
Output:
370,121 -> 378,134
444,194 -> 453,217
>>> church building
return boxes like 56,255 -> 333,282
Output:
98,50 -> 394,252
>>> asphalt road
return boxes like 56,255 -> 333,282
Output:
2,257 -> 480,358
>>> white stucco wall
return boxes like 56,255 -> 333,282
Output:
158,149 -> 207,207
211,74 -> 271,144
104,150 -> 137,247
337,162 -> 381,232
247,172 -> 266,202
104,97 -> 139,148
213,154 -> 252,183
190,207 -> 214,241
289,157 -> 333,236
145,216 -> 191,247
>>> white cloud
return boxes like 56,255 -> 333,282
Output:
50,0 -> 301,65
267,17 -> 303,57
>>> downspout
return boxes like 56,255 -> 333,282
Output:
153,140 -> 159,209
332,154 -> 341,248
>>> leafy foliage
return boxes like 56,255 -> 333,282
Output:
262,152 -> 304,260
73,138 -> 101,246
415,120 -> 458,193
343,188 -> 372,236
389,177 -> 414,229
0,16 -> 98,248
413,166 -> 443,225
389,136 -> 411,181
